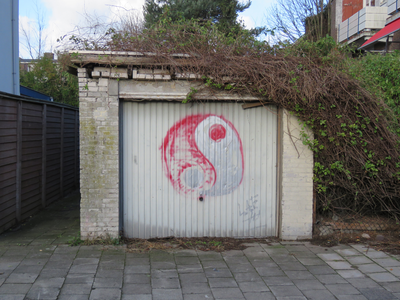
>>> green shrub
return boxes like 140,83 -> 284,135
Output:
20,55 -> 79,107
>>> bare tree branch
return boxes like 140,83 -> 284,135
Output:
56,8 -> 144,52
19,1 -> 49,59
266,0 -> 331,43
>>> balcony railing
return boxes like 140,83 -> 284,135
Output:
388,0 -> 399,14
338,6 -> 388,42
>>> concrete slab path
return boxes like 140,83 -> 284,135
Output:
1,193 -> 400,299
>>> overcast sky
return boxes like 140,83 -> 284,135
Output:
19,0 -> 275,59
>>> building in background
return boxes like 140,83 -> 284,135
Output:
331,0 -> 400,52
0,0 -> 20,95
20,53 -> 56,73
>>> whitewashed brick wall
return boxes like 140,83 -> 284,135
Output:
280,110 -> 314,240
78,68 -> 120,239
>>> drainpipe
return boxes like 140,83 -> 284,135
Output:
11,0 -> 19,95
385,35 -> 389,55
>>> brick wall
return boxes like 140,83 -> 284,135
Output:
280,110 -> 314,240
78,68 -> 120,239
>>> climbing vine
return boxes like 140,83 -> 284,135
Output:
69,19 -> 400,218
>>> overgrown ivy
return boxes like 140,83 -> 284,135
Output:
69,18 -> 400,219
346,51 -> 400,135
277,37 -> 400,215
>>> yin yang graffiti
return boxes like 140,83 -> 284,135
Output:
161,114 -> 244,197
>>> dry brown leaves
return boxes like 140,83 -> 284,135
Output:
124,237 -> 270,252
84,22 -> 400,218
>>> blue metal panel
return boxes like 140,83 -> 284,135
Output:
0,0 -> 19,95
20,86 -> 53,101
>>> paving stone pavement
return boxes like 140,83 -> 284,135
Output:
1,194 -> 400,299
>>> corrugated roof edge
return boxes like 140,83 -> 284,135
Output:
68,50 -> 192,67
69,50 -> 191,57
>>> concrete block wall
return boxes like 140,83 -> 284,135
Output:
280,110 -> 314,240
78,68 -> 120,239
77,65 -> 314,240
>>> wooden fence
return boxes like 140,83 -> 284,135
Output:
0,91 -> 79,233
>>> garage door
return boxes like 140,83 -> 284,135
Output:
122,102 -> 278,238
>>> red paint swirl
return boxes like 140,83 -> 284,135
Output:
209,124 -> 226,142
160,114 -> 244,196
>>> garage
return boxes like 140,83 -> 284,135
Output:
122,101 -> 278,238
73,50 -> 313,241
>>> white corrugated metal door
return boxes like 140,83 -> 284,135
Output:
122,102 -> 278,238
